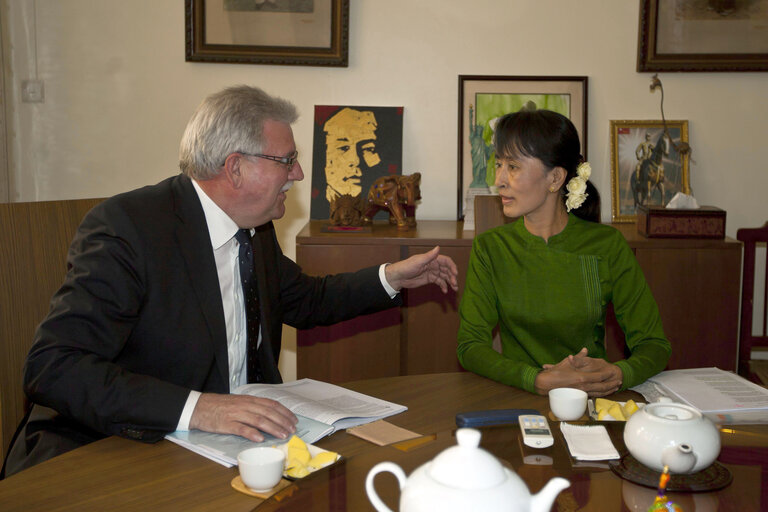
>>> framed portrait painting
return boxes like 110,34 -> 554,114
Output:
610,120 -> 690,223
457,75 -> 588,220
310,105 -> 404,221
185,0 -> 349,66
638,0 -> 768,72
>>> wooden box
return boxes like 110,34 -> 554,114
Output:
636,205 -> 726,239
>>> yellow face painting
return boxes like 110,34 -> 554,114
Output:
323,108 -> 382,200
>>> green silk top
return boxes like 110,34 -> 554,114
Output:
457,214 -> 671,393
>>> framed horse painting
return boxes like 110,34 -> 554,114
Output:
609,120 -> 690,223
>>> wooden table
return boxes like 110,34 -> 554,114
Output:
1,373 -> 766,511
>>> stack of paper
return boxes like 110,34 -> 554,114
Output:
166,378 -> 407,467
631,367 -> 768,424
166,415 -> 331,467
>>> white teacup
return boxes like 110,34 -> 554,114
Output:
238,447 -> 285,493
548,388 -> 588,421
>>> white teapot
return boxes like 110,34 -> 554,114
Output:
623,400 -> 720,474
365,428 -> 570,512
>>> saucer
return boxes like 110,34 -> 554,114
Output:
231,475 -> 292,498
609,454 -> 733,492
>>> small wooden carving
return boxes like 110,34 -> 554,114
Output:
329,193 -> 366,227
364,172 -> 421,230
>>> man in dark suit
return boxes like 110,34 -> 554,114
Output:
2,85 -> 458,477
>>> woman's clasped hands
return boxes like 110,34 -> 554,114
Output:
534,348 -> 623,397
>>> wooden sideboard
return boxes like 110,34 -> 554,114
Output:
295,220 -> 742,383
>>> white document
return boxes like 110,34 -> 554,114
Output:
166,414 -> 333,467
165,378 -> 407,467
632,367 -> 768,424
234,378 -> 407,430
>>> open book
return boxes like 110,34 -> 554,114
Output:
165,378 -> 407,467
631,367 -> 768,424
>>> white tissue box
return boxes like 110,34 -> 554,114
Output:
636,205 -> 726,239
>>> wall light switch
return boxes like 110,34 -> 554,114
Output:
22,80 -> 44,103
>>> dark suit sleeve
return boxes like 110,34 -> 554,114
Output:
23,200 -> 191,442
280,256 -> 401,329
256,224 -> 401,330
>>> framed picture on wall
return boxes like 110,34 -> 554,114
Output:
185,0 -> 349,67
310,105 -> 404,221
637,0 -> 768,71
610,120 -> 690,223
457,75 -> 588,221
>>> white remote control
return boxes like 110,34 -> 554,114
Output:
518,414 -> 554,448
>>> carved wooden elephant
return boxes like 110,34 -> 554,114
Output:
363,172 -> 421,230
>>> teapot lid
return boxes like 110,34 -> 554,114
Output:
645,402 -> 703,422
428,429 -> 507,489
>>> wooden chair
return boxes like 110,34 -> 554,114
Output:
0,198 -> 103,460
737,221 -> 768,385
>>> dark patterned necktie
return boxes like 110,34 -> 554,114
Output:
235,229 -> 262,383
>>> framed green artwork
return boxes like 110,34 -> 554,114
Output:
457,75 -> 588,220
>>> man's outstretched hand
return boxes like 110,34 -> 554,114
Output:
384,246 -> 459,294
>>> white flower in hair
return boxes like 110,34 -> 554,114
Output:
576,162 -> 591,180
567,176 -> 587,195
565,193 -> 584,212
565,161 -> 591,212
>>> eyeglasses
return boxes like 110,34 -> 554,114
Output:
239,150 -> 299,169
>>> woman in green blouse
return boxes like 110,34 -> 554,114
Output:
457,109 -> 671,397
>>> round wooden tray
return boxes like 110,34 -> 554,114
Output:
609,454 -> 732,492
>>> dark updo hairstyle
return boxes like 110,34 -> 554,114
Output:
493,109 -> 600,223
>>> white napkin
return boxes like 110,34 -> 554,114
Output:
665,192 -> 699,209
559,423 -> 620,461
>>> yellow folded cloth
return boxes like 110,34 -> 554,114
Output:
283,435 -> 339,479
594,398 -> 639,421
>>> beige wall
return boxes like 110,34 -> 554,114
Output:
3,0 -> 767,380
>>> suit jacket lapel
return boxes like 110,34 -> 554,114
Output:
171,175 -> 229,390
